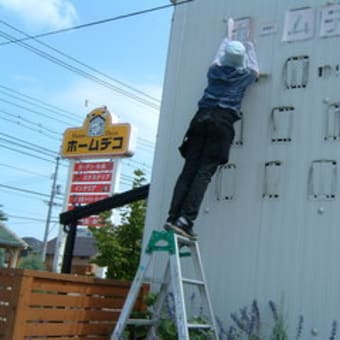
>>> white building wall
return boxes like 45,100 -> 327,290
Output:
144,0 -> 340,338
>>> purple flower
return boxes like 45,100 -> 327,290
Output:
190,291 -> 196,303
199,304 -> 203,318
227,325 -> 237,340
252,299 -> 261,334
165,292 -> 175,320
240,307 -> 250,324
269,300 -> 279,322
296,315 -> 304,339
249,310 -> 256,335
216,317 -> 228,338
231,312 -> 247,332
329,320 -> 337,340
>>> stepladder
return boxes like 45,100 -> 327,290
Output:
111,230 -> 219,340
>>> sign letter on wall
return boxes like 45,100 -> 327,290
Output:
282,7 -> 315,42
320,4 -> 340,38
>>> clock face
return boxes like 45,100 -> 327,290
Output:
88,117 -> 105,136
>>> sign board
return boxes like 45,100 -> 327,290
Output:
282,7 -> 315,42
70,183 -> 111,193
68,194 -> 109,204
230,17 -> 253,42
72,172 -> 113,182
61,107 -> 135,159
67,160 -> 116,227
259,23 -> 277,36
74,162 -> 113,172
79,216 -> 103,226
320,3 -> 340,38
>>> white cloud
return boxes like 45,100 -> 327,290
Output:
0,0 -> 78,29
49,80 -> 161,142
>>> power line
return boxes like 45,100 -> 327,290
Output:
0,183 -> 56,199
138,136 -> 155,146
0,109 -> 61,135
0,22 -> 161,105
0,138 -> 56,158
124,157 -> 152,167
0,84 -> 79,119
0,87 -> 157,147
7,214 -> 58,223
137,140 -> 155,150
0,1 -> 194,45
0,88 -> 79,124
0,97 -> 74,125
0,129 -> 153,172
0,90 -> 155,153
0,109 -> 61,137
0,115 -> 58,141
0,132 -> 58,156
0,112 -> 154,156
0,163 -> 50,178
0,144 -> 58,164
0,29 -> 160,111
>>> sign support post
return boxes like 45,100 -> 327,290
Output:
61,221 -> 78,273
56,107 -> 135,274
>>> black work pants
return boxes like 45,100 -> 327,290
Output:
168,109 -> 235,225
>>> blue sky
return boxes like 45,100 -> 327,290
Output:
0,0 -> 172,240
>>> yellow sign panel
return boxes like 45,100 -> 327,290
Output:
61,107 -> 134,159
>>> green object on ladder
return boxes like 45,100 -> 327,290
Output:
145,230 -> 176,254
145,230 -> 192,257
111,230 -> 219,340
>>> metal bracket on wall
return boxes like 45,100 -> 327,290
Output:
271,106 -> 295,143
324,102 -> 340,141
284,55 -> 309,89
318,64 -> 332,78
263,160 -> 282,199
307,160 -> 337,200
215,163 -> 236,201
232,113 -> 244,146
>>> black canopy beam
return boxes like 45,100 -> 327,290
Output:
59,184 -> 150,225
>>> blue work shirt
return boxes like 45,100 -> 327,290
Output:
198,64 -> 257,119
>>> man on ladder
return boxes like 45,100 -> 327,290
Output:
164,18 -> 259,240
112,19 -> 260,339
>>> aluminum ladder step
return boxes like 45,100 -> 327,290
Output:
188,323 -> 214,329
127,318 -> 157,326
111,230 -> 219,340
182,277 -> 205,286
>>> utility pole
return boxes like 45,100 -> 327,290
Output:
41,156 -> 60,262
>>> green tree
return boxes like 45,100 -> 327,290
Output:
0,205 -> 8,267
0,249 -> 5,267
18,254 -> 46,270
0,204 -> 7,221
90,169 -> 147,280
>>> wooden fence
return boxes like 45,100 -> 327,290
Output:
0,268 -> 148,340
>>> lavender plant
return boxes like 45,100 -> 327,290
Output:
229,299 -> 262,340
329,320 -> 337,340
295,315 -> 303,340
269,300 -> 288,340
157,291 -> 215,339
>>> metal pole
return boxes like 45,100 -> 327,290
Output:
61,221 -> 78,273
53,159 -> 74,272
41,156 -> 60,262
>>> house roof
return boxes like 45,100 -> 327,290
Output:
0,223 -> 28,249
46,234 -> 97,258
22,237 -> 43,253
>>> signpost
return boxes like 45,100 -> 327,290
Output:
68,160 -> 115,228
61,107 -> 134,159
53,107 -> 135,273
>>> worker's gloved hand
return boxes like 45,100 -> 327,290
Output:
227,18 -> 234,39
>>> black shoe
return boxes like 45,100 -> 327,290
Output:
163,216 -> 175,231
170,216 -> 198,240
